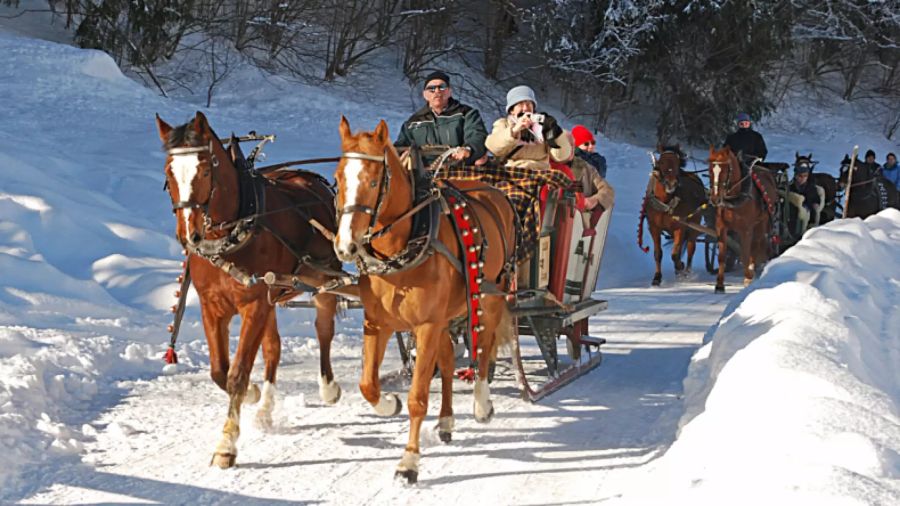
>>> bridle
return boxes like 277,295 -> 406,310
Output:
709,157 -> 737,206
655,151 -> 682,195
337,149 -> 392,242
166,141 -> 222,235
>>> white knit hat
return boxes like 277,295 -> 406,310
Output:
506,85 -> 537,112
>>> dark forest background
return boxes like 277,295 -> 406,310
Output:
7,0 -> 900,143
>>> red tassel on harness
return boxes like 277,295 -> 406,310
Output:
455,367 -> 476,383
163,346 -> 178,364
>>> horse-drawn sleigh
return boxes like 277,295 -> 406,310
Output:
639,147 -> 844,292
156,112 -> 612,482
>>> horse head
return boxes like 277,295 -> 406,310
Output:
156,111 -> 237,248
334,116 -> 407,262
708,145 -> 740,204
655,144 -> 683,194
794,152 -> 816,173
837,154 -> 869,189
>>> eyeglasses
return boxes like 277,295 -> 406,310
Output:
425,83 -> 449,93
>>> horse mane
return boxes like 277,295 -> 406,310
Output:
163,120 -> 205,150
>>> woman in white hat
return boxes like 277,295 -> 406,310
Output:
485,85 -> 573,170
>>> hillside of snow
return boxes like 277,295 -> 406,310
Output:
0,27 -> 898,504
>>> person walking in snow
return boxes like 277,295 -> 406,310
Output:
571,125 -> 607,179
394,70 -> 488,166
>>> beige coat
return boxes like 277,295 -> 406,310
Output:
571,156 -> 615,211
485,117 -> 574,171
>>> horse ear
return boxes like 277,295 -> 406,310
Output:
807,153 -> 812,160
709,145 -> 715,156
795,151 -> 799,159
155,114 -> 172,143
193,111 -> 210,138
339,115 -> 351,140
656,143 -> 663,153
374,119 -> 390,144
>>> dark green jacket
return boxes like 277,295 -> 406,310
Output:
394,98 -> 487,164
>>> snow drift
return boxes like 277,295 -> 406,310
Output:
624,209 -> 900,505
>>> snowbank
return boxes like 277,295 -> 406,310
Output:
624,209 -> 900,505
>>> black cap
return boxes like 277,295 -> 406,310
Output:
423,71 -> 450,89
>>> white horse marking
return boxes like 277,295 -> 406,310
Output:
170,154 -> 200,233
373,393 -> 400,416
473,378 -> 492,421
317,374 -> 342,404
336,158 -> 365,254
256,381 -> 276,430
712,164 -> 722,193
397,450 -> 420,473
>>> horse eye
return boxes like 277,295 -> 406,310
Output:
370,180 -> 378,188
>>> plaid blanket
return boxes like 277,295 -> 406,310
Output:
439,163 -> 573,259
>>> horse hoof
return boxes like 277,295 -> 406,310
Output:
319,378 -> 342,405
243,383 -> 261,405
714,285 -> 725,294
374,393 -> 403,416
395,469 -> 418,485
439,431 -> 452,443
743,277 -> 753,287
651,277 -> 662,287
475,403 -> 494,424
210,452 -> 236,469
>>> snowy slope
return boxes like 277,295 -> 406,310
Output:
619,210 -> 900,505
0,27 -> 898,504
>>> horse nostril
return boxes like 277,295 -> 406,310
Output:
190,232 -> 202,244
347,242 -> 358,256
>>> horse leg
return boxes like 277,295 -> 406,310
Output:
314,291 -> 341,404
685,232 -> 697,273
396,322 -> 442,484
435,328 -> 455,443
715,219 -> 727,293
200,302 -> 232,392
359,318 -> 401,416
473,295 -> 510,423
671,227 -> 686,277
256,309 -> 280,430
651,227 -> 663,286
739,229 -> 754,287
210,300 -> 268,469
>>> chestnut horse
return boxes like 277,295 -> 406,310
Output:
642,146 -> 706,286
156,111 -> 344,468
708,146 -> 775,293
333,117 -> 516,483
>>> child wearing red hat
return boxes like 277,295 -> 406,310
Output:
571,125 -> 607,178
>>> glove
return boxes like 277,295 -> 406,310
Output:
541,114 -> 563,148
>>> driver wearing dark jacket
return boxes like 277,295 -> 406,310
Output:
723,112 -> 768,162
394,71 -> 487,166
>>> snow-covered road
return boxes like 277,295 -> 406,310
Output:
19,282 -> 733,505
